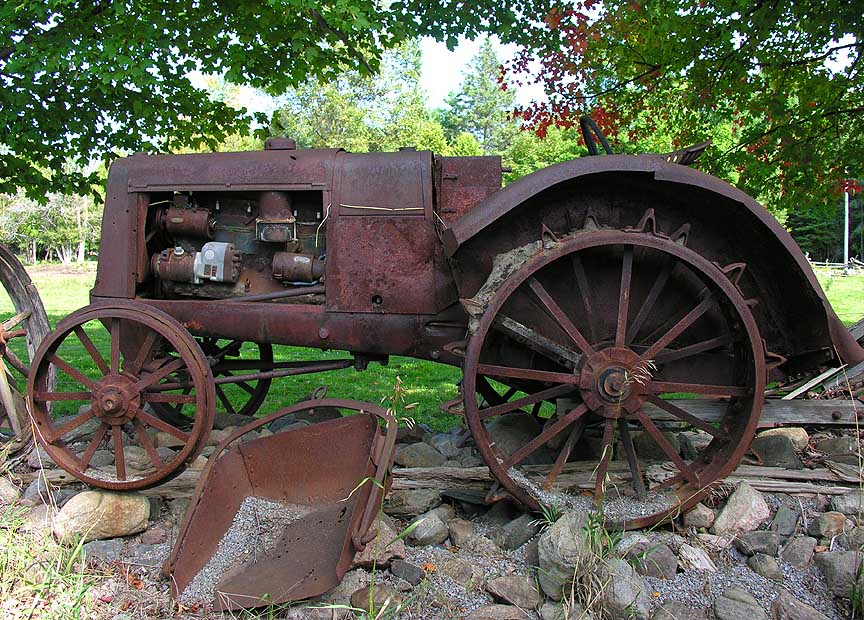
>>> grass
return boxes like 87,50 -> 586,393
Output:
814,269 -> 864,327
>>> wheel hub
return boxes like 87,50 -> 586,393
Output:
579,347 -> 651,418
91,374 -> 140,424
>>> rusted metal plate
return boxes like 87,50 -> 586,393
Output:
435,156 -> 502,224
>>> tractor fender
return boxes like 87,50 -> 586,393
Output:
443,155 -> 863,370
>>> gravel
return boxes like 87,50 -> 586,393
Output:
177,496 -> 310,607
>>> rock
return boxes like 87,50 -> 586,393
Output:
428,433 -> 464,458
53,491 -> 150,543
167,498 -> 189,522
268,417 -> 311,434
540,601 -> 594,620
757,427 -> 809,451
213,412 -> 252,430
26,444 -> 55,469
140,527 -> 168,545
780,536 -> 816,569
627,542 -> 678,580
848,526 -> 864,548
390,559 -> 425,585
678,431 -> 712,460
809,511 -> 847,538
90,450 -> 114,467
154,431 -> 185,448
830,490 -> 864,516
750,435 -> 803,469
482,500 -> 522,526
486,574 -> 542,610
490,512 -> 541,550
206,428 -> 232,446
695,533 -> 734,551
462,533 -> 504,557
394,442 -> 446,468
467,605 -> 526,620
55,414 -> 101,445
383,489 -> 441,518
815,550 -> 864,598
651,601 -> 709,620
633,430 -> 681,461
396,424 -> 424,444
683,503 -> 714,529
597,558 -> 651,620
349,584 -> 401,613
747,553 -> 783,580
486,413 -> 551,464
711,482 -> 770,535
437,556 -> 484,588
119,446 -> 151,471
82,538 -> 124,564
677,543 -> 717,572
291,403 -> 343,425
714,587 -> 767,620
448,518 -> 475,547
538,509 -> 591,599
769,505 -> 800,538
815,436 -> 859,465
733,531 -> 781,556
20,503 -> 55,534
770,591 -> 830,620
317,569 -> 370,606
616,532 -> 651,556
407,512 -> 449,546
0,476 -> 20,503
460,448 -> 484,468
352,514 -> 405,568
23,476 -> 57,505
524,537 -> 540,567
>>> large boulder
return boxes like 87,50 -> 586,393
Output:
830,490 -> 864,516
711,482 -> 770,535
780,536 -> 816,569
537,509 -> 591,599
383,489 -> 441,518
733,531 -> 781,556
486,413 -> 551,464
770,591 -> 830,620
815,550 -> 864,598
351,513 -> 405,568
597,558 -> 651,620
756,427 -> 809,451
490,512 -> 541,550
651,601 -> 709,620
626,541 -> 678,580
394,442 -> 446,468
814,436 -> 859,465
486,575 -> 542,610
714,587 -> 767,620
406,506 -> 452,546
683,503 -> 714,529
749,435 -> 803,469
53,491 -> 150,543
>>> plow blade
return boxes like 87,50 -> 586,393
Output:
164,399 -> 396,611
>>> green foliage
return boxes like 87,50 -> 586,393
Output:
511,1 -> 864,215
1,1 -> 543,199
441,37 -> 518,153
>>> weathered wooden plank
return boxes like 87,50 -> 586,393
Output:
644,398 -> 862,427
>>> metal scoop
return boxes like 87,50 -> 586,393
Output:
164,398 -> 396,611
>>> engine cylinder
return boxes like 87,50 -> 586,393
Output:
272,252 -> 325,282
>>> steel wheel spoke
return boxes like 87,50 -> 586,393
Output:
127,331 -> 160,376
215,385 -> 236,415
112,425 -> 126,480
236,380 -> 256,395
142,392 -> 196,404
626,258 -> 673,345
134,357 -> 187,392
649,381 -> 748,397
48,353 -> 98,389
642,294 -> 715,361
477,364 -> 580,385
543,418 -> 584,491
527,277 -> 595,357
109,318 -> 121,374
501,403 -> 588,469
645,394 -> 722,437
133,419 -> 163,468
137,409 -> 190,442
74,326 -> 110,376
48,408 -> 96,443
479,384 -> 573,421
654,335 -> 732,365
571,253 -> 598,343
78,424 -> 109,471
33,391 -> 91,402
635,408 -> 700,485
615,247 -> 633,347
594,418 -> 615,502
619,419 -> 646,499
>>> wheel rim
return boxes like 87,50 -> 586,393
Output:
463,229 -> 765,528
27,301 -> 214,490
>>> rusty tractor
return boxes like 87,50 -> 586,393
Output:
22,124 -> 864,607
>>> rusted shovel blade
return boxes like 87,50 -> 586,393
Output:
165,400 -> 395,611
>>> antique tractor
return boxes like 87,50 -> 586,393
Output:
25,133 -> 863,533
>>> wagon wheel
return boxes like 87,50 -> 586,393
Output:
27,300 -> 214,490
150,339 -> 273,423
463,223 -> 765,528
0,244 -> 52,451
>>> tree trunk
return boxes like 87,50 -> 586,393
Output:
76,239 -> 85,264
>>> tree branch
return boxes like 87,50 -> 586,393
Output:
308,9 -> 372,73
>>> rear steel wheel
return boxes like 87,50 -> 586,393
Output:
463,224 -> 765,528
27,301 -> 214,490
0,245 -> 51,450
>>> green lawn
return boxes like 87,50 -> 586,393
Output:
3,263 -> 863,432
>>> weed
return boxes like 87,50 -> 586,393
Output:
531,501 -> 563,532
852,557 -> 864,620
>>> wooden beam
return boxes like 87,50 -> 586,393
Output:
644,398 -> 862,427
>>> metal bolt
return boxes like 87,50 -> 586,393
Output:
318,327 -> 329,339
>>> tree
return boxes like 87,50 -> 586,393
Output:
507,2 -> 864,215
1,1 -> 541,199
442,38 -> 519,153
